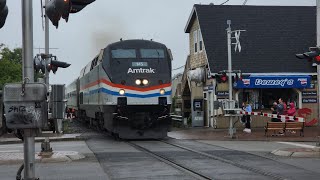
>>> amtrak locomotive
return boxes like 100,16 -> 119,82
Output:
65,39 -> 172,139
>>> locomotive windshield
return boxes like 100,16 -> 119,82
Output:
140,49 -> 165,59
111,49 -> 136,59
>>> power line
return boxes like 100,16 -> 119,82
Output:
172,65 -> 185,71
220,0 -> 230,5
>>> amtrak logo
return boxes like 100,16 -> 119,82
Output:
127,68 -> 155,74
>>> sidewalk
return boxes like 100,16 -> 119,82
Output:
168,126 -> 320,157
0,132 -> 85,145
168,126 -> 319,141
0,132 -> 86,164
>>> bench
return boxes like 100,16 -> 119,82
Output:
264,122 -> 285,137
264,122 -> 304,137
284,122 -> 304,137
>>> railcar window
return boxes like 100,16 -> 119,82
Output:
140,49 -> 165,58
111,49 -> 136,59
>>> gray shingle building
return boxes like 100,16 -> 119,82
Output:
181,4 -> 318,128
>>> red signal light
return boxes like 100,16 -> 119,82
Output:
315,55 -> 320,62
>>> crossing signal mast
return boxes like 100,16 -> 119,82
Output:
0,0 -> 8,29
45,0 -> 95,28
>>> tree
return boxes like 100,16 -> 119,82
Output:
0,44 -> 44,90
0,45 -> 22,90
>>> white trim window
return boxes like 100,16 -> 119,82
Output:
199,30 -> 203,51
194,30 -> 198,53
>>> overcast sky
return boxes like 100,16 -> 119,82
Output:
0,0 -> 315,85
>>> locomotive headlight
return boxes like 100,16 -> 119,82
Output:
160,89 -> 165,95
135,79 -> 141,85
119,89 -> 125,95
142,79 -> 149,85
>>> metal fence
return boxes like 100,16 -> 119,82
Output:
170,113 -> 183,122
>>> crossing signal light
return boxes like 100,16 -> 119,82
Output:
0,0 -> 8,29
45,0 -> 95,28
215,72 -> 228,83
70,0 -> 95,13
295,47 -> 320,65
48,59 -> 71,74
45,0 -> 71,28
34,55 -> 71,74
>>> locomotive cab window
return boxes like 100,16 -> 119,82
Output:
140,49 -> 165,59
111,49 -> 136,59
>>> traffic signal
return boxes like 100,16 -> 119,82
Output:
295,47 -> 320,65
0,0 -> 8,29
34,55 -> 70,74
48,59 -> 71,74
215,72 -> 228,83
45,0 -> 95,28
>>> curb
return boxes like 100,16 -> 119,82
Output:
0,136 -> 88,145
0,151 -> 85,165
271,148 -> 320,157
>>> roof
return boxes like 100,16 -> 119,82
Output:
186,5 -> 316,74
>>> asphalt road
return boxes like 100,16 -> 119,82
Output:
0,120 -> 319,180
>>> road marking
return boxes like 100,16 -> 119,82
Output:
278,142 -> 316,148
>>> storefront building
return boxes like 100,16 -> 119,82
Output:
181,4 -> 318,128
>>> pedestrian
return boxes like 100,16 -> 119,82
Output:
287,102 -> 297,133
243,102 -> 252,133
241,102 -> 246,124
287,102 -> 296,117
277,98 -> 285,116
278,98 -> 288,115
271,102 -> 281,122
276,98 -> 286,135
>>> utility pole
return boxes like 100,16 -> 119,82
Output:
316,0 -> 320,146
45,0 -> 49,85
227,20 -> 233,101
40,0 -> 53,154
226,20 -> 245,138
21,0 -> 36,179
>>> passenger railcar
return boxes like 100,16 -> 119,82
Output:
66,39 -> 172,139
65,78 -> 79,117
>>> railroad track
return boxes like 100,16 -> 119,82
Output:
127,141 -> 212,180
127,140 -> 288,180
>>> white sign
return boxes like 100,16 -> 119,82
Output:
255,78 -> 294,87
127,68 -> 156,74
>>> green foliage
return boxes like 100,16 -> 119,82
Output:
0,44 -> 22,90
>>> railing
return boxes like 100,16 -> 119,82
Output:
170,113 -> 185,128
170,113 -> 183,122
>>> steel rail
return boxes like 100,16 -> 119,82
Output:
127,141 -> 212,180
161,140 -> 287,180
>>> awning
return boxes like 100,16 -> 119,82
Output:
234,75 -> 311,89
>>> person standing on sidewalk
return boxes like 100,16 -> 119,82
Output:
271,102 -> 281,122
277,98 -> 285,116
243,102 -> 252,133
276,98 -> 286,135
287,102 -> 296,119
